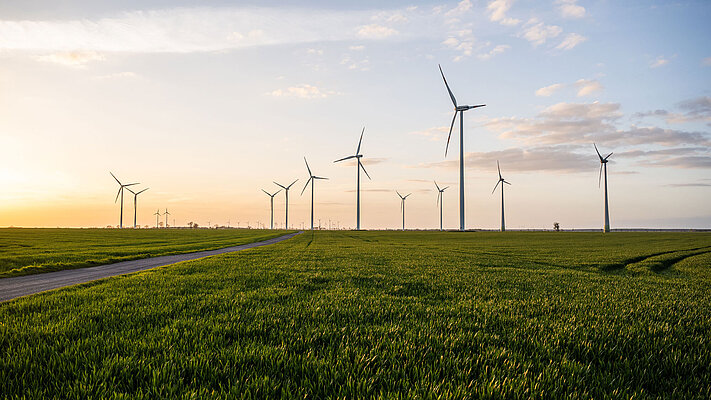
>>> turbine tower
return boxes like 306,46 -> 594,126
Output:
274,179 -> 298,229
439,65 -> 486,231
396,191 -> 411,231
491,161 -> 511,232
261,188 -> 282,229
110,172 -> 138,229
125,187 -> 149,229
334,127 -> 371,230
153,209 -> 161,228
301,157 -> 328,230
164,208 -> 171,228
435,181 -> 449,231
594,143 -> 613,233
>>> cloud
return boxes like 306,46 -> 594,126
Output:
409,126 -> 449,141
665,182 -> 711,187
478,44 -> 510,60
650,56 -> 669,68
35,51 -> 105,67
338,158 -> 388,168
446,0 -> 473,17
535,83 -> 564,97
556,33 -> 586,50
268,84 -> 337,99
621,148 -> 711,169
556,0 -> 586,18
575,79 -> 603,97
633,97 -> 711,124
442,29 -> 475,61
356,24 -> 398,39
520,18 -> 562,46
349,45 -> 365,51
306,48 -> 323,55
91,71 -> 138,80
487,0 -> 521,26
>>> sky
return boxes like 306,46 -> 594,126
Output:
1,0 -> 710,230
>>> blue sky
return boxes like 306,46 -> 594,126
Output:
0,0 -> 709,229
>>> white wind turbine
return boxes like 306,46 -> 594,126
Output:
125,187 -> 149,229
334,127 -> 371,230
301,157 -> 328,230
434,181 -> 449,231
153,209 -> 161,228
164,208 -> 170,228
110,172 -> 139,229
274,179 -> 298,229
594,143 -> 613,233
261,188 -> 282,229
491,161 -> 511,232
396,191 -> 412,231
439,65 -> 486,231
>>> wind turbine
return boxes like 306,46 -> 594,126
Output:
491,161 -> 511,232
439,65 -> 486,231
594,143 -> 613,233
153,209 -> 161,228
435,181 -> 449,231
164,208 -> 171,228
110,172 -> 139,229
274,179 -> 298,229
261,188 -> 282,229
125,187 -> 149,229
396,191 -> 412,231
301,157 -> 328,230
334,127 -> 371,230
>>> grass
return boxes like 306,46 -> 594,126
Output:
1,231 -> 711,398
0,228 -> 291,278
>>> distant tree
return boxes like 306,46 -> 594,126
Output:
159,221 -> 164,228
144,225 -> 149,229
553,222 -> 560,231
193,223 -> 199,229
188,222 -> 194,228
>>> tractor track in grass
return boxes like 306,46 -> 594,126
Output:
602,245 -> 711,272
0,231 -> 302,303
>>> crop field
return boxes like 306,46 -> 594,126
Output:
0,228 -> 290,278
2,231 -> 711,398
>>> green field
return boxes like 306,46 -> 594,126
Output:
0,228 -> 290,278
2,231 -> 711,398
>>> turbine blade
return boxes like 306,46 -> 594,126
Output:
300,177 -> 312,196
469,104 -> 486,109
288,179 -> 298,189
442,186 -> 449,191
445,111 -> 457,157
137,188 -> 149,195
396,190 -> 402,198
110,172 -> 121,185
605,152 -> 613,160
405,193 -> 411,199
356,127 -> 365,154
438,64 -> 457,107
115,187 -> 122,203
334,155 -> 356,163
124,182 -> 139,187
125,187 -> 136,195
434,181 -> 441,191
598,164 -> 603,188
359,160 -> 372,180
274,181 -> 286,189
594,143 -> 603,161
436,191 -> 440,206
497,160 -> 501,179
314,176 -> 328,180
304,157 -> 312,176
274,188 -> 282,196
492,180 -> 501,194
504,181 -> 511,185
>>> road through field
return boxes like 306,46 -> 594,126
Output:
0,231 -> 302,303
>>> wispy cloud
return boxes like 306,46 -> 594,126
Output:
446,0 -> 474,17
268,84 -> 338,99
409,126 -> 449,141
575,79 -> 603,97
478,44 -> 510,60
487,0 -> 521,26
535,83 -> 564,97
356,24 -> 398,39
556,0 -> 586,19
556,33 -> 586,50
91,71 -> 138,80
633,96 -> 711,124
650,56 -> 669,68
520,18 -> 562,46
36,51 -> 105,67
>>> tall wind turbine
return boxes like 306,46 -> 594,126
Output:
164,208 -> 171,228
491,161 -> 511,232
274,179 -> 298,229
439,65 -> 486,231
261,188 -> 282,229
125,187 -> 149,229
435,181 -> 449,231
301,157 -> 328,230
110,172 -> 139,229
594,143 -> 613,233
334,127 -> 371,230
396,191 -> 411,231
153,209 -> 161,228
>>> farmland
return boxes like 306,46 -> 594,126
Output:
0,228 -> 290,278
1,231 -> 711,398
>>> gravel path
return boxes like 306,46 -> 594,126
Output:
0,231 -> 302,303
